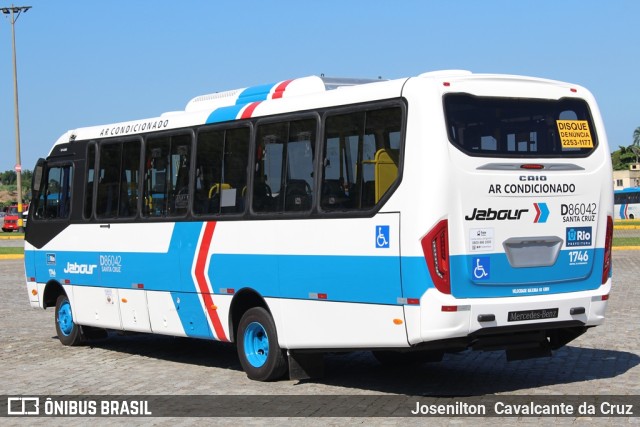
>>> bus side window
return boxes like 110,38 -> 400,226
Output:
253,118 -> 316,214
34,164 -> 73,220
96,140 -> 140,219
194,126 -> 249,216
222,127 -> 249,214
84,143 -> 96,219
143,133 -> 191,218
321,106 -> 402,211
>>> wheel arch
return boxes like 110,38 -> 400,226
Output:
42,280 -> 67,309
228,288 -> 271,343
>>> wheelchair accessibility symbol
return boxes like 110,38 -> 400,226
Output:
472,257 -> 490,280
376,225 -> 390,248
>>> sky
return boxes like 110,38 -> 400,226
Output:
0,0 -> 638,173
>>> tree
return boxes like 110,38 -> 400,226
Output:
0,169 -> 32,201
611,128 -> 640,170
632,127 -> 640,164
0,170 -> 17,185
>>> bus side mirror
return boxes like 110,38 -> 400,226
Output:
32,158 -> 45,197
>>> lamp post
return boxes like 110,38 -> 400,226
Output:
1,4 -> 31,232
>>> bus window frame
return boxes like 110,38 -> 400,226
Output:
32,160 -> 75,222
192,121 -> 253,219
317,99 -> 407,217
443,94 -> 598,159
141,129 -> 195,220
92,136 -> 145,222
40,99 -> 407,225
250,112 -> 321,217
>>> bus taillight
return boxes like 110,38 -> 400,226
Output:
602,215 -> 613,284
421,219 -> 450,294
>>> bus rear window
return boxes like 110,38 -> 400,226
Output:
444,94 -> 597,157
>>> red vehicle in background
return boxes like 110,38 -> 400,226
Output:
2,203 -> 29,232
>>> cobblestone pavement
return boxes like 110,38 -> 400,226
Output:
1,253 -> 639,426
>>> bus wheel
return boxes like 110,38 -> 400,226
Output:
55,294 -> 82,346
237,307 -> 287,381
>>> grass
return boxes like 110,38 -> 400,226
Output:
0,247 -> 23,255
0,231 -> 25,237
613,237 -> 640,247
615,219 -> 640,227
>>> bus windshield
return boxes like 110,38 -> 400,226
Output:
444,95 -> 597,157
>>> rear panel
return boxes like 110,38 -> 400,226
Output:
443,82 -> 612,299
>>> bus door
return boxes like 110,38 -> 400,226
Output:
27,159 -> 79,299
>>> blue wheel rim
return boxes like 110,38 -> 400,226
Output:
243,322 -> 269,368
57,300 -> 74,337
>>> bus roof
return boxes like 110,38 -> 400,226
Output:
50,70 -> 587,150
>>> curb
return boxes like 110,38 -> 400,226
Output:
0,254 -> 23,260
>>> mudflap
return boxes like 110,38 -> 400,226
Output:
287,350 -> 325,380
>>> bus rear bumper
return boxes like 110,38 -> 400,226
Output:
407,281 -> 611,350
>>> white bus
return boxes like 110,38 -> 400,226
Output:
614,187 -> 640,220
25,71 -> 613,381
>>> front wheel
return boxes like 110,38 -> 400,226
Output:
55,294 -> 82,346
237,307 -> 287,381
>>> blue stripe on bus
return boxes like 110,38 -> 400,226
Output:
209,253 -> 404,304
620,203 -> 627,219
24,250 -> 36,278
236,83 -> 276,104
169,290 -> 213,339
206,104 -> 246,124
205,81 -> 278,124
30,246 -> 604,302
449,249 -> 604,298
400,256 -> 435,297
32,250 -> 405,305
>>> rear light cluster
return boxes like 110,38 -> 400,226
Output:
421,219 -> 450,294
602,215 -> 613,284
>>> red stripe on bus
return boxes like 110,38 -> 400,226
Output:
534,203 -> 541,223
272,79 -> 293,99
194,221 -> 229,342
240,101 -> 261,119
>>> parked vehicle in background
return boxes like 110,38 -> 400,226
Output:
2,204 -> 29,232
614,187 -> 640,220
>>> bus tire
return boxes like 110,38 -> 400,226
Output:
237,307 -> 287,381
55,294 -> 82,346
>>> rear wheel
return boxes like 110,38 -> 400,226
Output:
55,294 -> 82,346
237,307 -> 287,381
